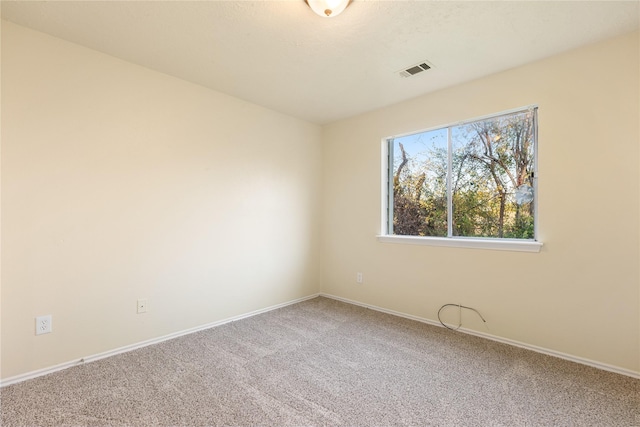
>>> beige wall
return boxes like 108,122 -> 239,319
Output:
321,31 -> 640,373
1,21 -> 322,379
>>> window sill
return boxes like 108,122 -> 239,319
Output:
376,235 -> 543,253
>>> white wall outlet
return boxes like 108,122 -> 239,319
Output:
35,315 -> 52,335
137,298 -> 148,314
356,272 -> 363,284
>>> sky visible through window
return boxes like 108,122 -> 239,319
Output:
393,128 -> 446,162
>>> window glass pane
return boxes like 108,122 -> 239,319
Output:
387,107 -> 536,241
390,129 -> 447,237
450,110 -> 535,238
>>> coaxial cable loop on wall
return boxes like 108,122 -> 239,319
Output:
438,303 -> 487,331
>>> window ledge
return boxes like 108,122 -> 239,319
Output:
376,235 -> 543,253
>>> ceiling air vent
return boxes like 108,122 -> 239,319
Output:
399,61 -> 433,78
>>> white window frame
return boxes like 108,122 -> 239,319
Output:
377,106 -> 542,253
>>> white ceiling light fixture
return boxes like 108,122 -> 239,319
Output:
305,0 -> 351,18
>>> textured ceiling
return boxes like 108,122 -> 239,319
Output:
2,1 -> 639,124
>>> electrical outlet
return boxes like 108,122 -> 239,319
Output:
137,298 -> 148,314
356,272 -> 363,284
35,315 -> 52,335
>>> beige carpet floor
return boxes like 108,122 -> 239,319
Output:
1,296 -> 638,426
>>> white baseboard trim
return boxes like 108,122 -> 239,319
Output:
320,293 -> 640,380
1,293 -> 320,387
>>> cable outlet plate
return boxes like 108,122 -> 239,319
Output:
35,315 -> 52,335
137,299 -> 148,314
